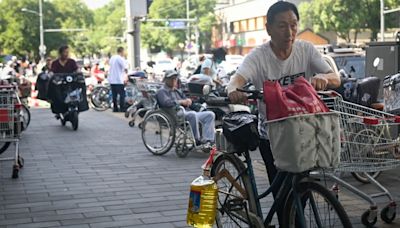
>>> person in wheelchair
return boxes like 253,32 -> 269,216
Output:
156,70 -> 216,147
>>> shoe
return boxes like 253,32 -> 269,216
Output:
55,114 -> 61,119
195,139 -> 203,146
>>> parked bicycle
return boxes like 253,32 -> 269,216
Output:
90,76 -> 142,112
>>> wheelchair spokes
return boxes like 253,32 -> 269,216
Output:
142,111 -> 175,155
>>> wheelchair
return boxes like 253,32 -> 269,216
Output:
141,105 -> 197,158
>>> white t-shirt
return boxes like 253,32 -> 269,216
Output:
236,40 -> 332,138
201,58 -> 218,82
108,55 -> 128,84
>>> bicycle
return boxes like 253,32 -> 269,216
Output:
90,78 -> 142,111
209,88 -> 352,228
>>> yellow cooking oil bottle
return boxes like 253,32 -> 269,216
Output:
186,148 -> 218,228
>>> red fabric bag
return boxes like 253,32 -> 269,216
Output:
263,77 -> 330,120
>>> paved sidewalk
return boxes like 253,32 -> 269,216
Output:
0,108 -> 399,227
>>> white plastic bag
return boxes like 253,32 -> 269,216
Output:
267,112 -> 340,173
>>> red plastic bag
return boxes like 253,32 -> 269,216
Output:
263,77 -> 329,120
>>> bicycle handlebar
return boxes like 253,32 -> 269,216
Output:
236,88 -> 264,100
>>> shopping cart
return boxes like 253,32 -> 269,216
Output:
320,93 -> 400,226
0,84 -> 24,179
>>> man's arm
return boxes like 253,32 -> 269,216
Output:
156,89 -> 177,108
227,73 -> 248,103
312,72 -> 340,91
308,43 -> 341,90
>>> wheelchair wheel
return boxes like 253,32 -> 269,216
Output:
175,122 -> 195,158
141,110 -> 175,155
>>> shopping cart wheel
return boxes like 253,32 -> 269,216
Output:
381,203 -> 396,224
18,156 -> 24,168
12,165 -> 19,179
129,120 -> 135,127
361,209 -> 378,227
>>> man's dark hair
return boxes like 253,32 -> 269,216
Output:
117,47 -> 124,53
267,1 -> 299,24
58,45 -> 69,55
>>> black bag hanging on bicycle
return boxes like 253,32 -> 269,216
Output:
222,111 -> 259,152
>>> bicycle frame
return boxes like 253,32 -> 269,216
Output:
215,150 -> 309,228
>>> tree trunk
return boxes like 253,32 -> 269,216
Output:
353,30 -> 358,44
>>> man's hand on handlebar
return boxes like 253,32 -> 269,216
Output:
228,90 -> 248,104
311,74 -> 329,91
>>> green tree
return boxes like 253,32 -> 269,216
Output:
88,0 -> 126,56
142,0 -> 216,54
299,0 -> 399,43
0,0 -> 66,59
52,0 -> 94,57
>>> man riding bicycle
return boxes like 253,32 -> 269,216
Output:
156,70 -> 216,148
227,0 -> 340,205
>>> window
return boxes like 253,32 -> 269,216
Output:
233,21 -> 240,33
256,16 -> 265,30
248,18 -> 256,31
240,20 -> 247,32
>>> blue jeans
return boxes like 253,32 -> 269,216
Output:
184,110 -> 215,142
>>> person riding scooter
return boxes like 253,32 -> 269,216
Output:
47,45 -> 88,130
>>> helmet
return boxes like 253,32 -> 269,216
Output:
222,112 -> 259,152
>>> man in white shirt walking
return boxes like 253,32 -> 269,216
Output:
108,47 -> 128,112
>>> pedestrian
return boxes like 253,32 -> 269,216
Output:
201,48 -> 225,87
227,1 -> 340,225
108,47 -> 128,112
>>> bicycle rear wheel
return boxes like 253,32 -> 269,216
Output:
0,142 -> 11,155
21,104 -> 30,130
141,110 -> 175,155
283,181 -> 352,228
211,153 -> 262,228
90,86 -> 110,111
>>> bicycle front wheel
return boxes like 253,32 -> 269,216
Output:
283,181 -> 352,228
211,153 -> 262,228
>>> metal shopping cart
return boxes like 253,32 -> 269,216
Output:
0,84 -> 24,179
320,93 -> 400,226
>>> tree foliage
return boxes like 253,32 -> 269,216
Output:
0,0 -> 66,59
298,0 -> 399,43
142,0 -> 216,54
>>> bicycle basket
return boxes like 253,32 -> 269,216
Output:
222,111 -> 259,152
267,112 -> 340,173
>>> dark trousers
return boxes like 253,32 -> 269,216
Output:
259,139 -> 282,224
111,84 -> 125,112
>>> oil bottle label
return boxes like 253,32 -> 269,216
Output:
189,190 -> 201,213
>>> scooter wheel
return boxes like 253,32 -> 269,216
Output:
71,112 -> 79,131
129,120 -> 135,127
